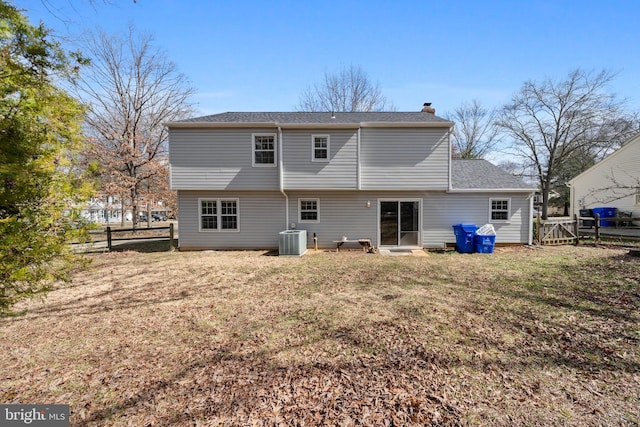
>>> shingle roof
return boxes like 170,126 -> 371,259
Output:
452,159 -> 536,190
175,111 -> 452,125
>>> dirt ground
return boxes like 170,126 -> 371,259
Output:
1,245 -> 639,426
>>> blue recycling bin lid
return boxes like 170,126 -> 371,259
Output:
452,224 -> 478,235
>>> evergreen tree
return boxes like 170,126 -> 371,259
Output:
0,1 -> 88,314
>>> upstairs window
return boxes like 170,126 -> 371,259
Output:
299,199 -> 319,223
490,198 -> 510,222
200,199 -> 239,231
312,135 -> 329,162
252,134 -> 276,166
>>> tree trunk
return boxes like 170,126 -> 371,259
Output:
131,186 -> 138,230
541,179 -> 552,220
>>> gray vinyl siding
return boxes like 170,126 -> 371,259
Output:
177,190 -> 286,249
360,128 -> 450,190
169,128 -> 279,190
288,191 -> 530,248
283,130 -> 358,189
287,191 -> 380,248
177,190 -> 531,250
423,192 -> 531,245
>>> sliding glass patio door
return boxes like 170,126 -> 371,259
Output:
379,200 -> 420,246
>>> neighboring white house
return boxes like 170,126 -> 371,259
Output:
70,196 -> 171,224
167,110 -> 537,250
67,196 -> 128,224
569,133 -> 640,218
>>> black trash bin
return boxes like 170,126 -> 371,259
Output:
579,208 -> 594,228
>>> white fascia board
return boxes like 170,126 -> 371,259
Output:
360,121 -> 454,128
284,187 -> 358,191
166,121 -> 455,129
166,122 -> 278,129
359,186 -> 450,191
447,188 -> 537,193
278,123 -> 360,129
166,122 -> 360,129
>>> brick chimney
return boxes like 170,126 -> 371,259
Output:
421,102 -> 435,114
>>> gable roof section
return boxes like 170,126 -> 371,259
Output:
568,132 -> 640,185
451,159 -> 536,191
167,111 -> 453,128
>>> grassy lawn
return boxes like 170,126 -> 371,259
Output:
1,245 -> 639,426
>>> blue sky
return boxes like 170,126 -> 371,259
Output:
18,0 -> 640,117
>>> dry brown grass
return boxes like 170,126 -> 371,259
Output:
1,245 -> 639,426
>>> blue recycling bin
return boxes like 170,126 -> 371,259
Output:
592,207 -> 618,227
452,224 -> 478,253
474,234 -> 496,254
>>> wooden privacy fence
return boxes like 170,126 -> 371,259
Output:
535,214 -> 640,245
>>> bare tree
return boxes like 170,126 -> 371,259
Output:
584,169 -> 640,205
76,26 -> 194,226
297,65 -> 394,112
497,160 -> 529,178
496,68 -> 635,219
446,99 -> 499,159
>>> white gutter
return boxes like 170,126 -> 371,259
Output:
167,122 -> 278,129
167,121 -> 455,129
278,126 -> 289,229
359,121 -> 455,128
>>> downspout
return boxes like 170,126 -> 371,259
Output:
357,127 -> 361,190
528,193 -> 534,245
447,126 -> 453,192
567,182 -> 574,217
278,126 -> 289,229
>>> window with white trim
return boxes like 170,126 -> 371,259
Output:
252,134 -> 276,166
199,199 -> 239,231
201,200 -> 218,230
312,135 -> 329,162
489,198 -> 510,222
299,198 -> 319,223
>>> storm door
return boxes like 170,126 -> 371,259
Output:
379,200 -> 420,246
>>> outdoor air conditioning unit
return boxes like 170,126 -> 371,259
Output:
278,230 -> 307,256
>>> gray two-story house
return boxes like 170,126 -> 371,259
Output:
167,111 -> 536,250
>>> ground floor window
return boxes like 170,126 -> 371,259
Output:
199,199 -> 239,231
299,198 -> 319,223
490,198 -> 510,222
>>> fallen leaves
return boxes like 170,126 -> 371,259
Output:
0,246 -> 638,425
